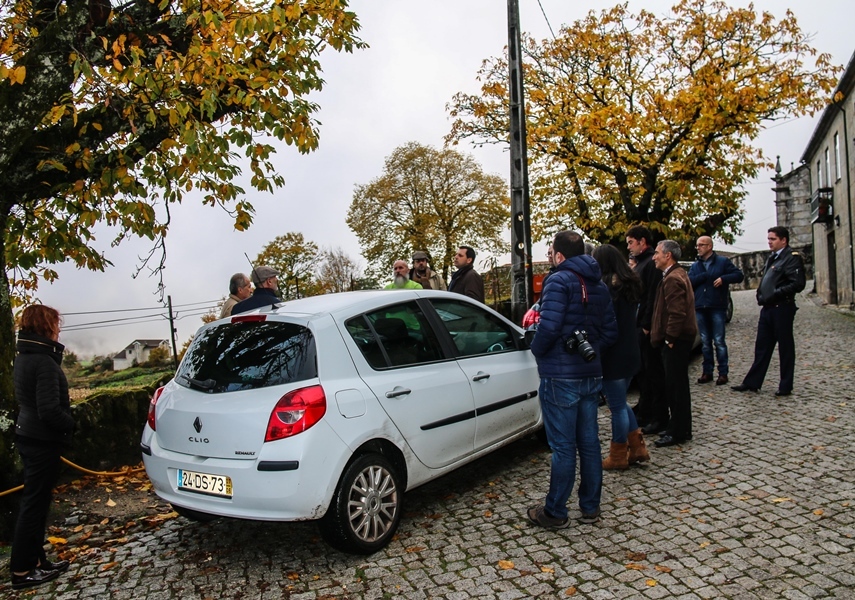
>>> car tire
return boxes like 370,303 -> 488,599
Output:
726,294 -> 734,323
172,504 -> 219,522
319,452 -> 403,555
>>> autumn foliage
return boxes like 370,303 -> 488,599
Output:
0,0 -> 364,537
448,0 -> 840,248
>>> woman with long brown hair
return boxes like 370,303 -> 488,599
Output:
10,305 -> 75,590
592,245 -> 650,469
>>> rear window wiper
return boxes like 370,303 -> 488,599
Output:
178,375 -> 217,392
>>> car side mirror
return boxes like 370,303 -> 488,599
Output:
522,329 -> 535,349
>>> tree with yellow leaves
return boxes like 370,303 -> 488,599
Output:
0,0 -> 364,536
448,0 -> 839,248
347,142 -> 509,282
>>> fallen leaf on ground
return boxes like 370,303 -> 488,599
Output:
626,563 -> 645,571
498,560 -> 515,570
627,551 -> 646,561
771,497 -> 791,503
699,541 -> 710,548
814,509 -> 824,516
405,546 -> 425,553
646,579 -> 657,587
47,536 -> 67,545
565,587 -> 577,596
286,572 -> 299,580
541,566 -> 554,573
484,510 -> 493,518
100,562 -> 118,571
655,565 -> 672,573
106,499 -> 117,507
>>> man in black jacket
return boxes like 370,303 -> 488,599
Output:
626,225 -> 667,432
733,226 -> 806,396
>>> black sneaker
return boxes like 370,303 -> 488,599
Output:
578,509 -> 601,524
527,504 -> 569,530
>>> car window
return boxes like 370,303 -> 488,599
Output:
346,301 -> 444,369
176,321 -> 317,393
429,299 -> 517,357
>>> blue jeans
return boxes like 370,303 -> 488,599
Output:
696,308 -> 728,376
602,377 -> 638,443
539,377 -> 602,519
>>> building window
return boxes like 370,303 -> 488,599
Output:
824,147 -> 830,188
817,159 -> 823,188
834,133 -> 841,181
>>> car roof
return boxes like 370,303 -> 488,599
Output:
242,289 -> 479,321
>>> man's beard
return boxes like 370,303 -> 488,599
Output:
394,274 -> 408,287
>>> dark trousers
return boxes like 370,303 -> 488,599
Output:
743,304 -> 798,392
636,329 -> 667,423
660,339 -> 693,440
10,437 -> 63,573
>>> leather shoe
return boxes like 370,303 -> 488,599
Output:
697,373 -> 713,384
775,390 -> 792,397
11,567 -> 60,590
40,559 -> 70,573
731,384 -> 759,392
654,434 -> 686,448
642,421 -> 667,435
715,375 -> 728,386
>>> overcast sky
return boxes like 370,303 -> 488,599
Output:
34,0 -> 853,358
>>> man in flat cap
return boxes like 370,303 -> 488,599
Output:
232,266 -> 282,314
410,251 -> 446,290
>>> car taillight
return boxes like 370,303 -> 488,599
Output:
148,387 -> 165,431
265,385 -> 327,442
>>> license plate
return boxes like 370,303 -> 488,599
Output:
177,469 -> 233,498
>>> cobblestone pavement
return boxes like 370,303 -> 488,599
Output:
3,287 -> 853,599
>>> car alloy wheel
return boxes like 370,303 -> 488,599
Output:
320,452 -> 402,554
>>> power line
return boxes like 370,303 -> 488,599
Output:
62,298 -> 220,316
536,0 -> 557,39
62,316 -> 168,332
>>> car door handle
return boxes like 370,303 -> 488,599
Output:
385,386 -> 412,398
472,372 -> 491,382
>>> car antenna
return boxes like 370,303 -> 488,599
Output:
244,253 -> 256,279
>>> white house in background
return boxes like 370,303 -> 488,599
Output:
112,339 -> 170,371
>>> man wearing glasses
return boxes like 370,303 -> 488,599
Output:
688,237 -> 744,386
410,251 -> 447,290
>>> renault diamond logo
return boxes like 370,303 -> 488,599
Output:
193,417 -> 203,433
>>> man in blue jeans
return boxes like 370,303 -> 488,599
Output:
688,237 -> 744,386
529,231 -> 617,529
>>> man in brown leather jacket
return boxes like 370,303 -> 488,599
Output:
650,239 -> 697,447
732,226 -> 806,396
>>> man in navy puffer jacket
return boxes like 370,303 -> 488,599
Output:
528,231 -> 618,530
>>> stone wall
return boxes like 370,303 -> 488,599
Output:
730,245 -> 814,291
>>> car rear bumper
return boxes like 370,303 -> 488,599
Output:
141,424 -> 349,521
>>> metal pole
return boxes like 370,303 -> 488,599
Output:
167,295 -> 179,368
508,0 -> 534,324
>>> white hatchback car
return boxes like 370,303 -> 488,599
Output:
141,290 -> 541,554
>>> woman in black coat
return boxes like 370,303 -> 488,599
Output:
10,305 -> 75,590
593,245 -> 650,470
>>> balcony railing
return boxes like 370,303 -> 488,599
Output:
810,187 -> 834,224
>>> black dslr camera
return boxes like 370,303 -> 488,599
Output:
565,330 -> 596,362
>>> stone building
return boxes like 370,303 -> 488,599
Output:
798,50 -> 855,308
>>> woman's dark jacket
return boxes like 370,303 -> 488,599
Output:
688,252 -> 744,310
600,285 -> 641,381
530,255 -> 618,379
14,332 -> 75,444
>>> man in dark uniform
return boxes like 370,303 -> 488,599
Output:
732,226 -> 806,396
626,225 -> 667,433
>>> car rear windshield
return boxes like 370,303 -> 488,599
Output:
175,321 -> 317,393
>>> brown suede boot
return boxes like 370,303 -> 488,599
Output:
627,428 -> 650,464
602,441 -> 629,470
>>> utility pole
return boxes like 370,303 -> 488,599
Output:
167,295 -> 179,368
508,0 -> 534,324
